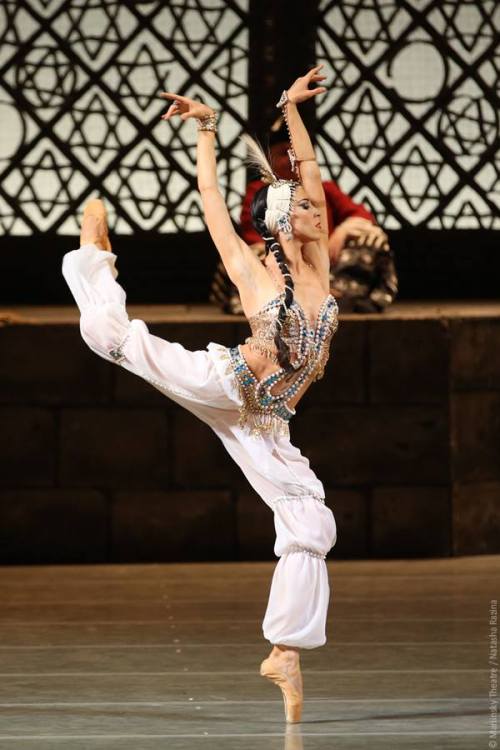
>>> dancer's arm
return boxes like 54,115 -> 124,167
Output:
160,93 -> 273,303
281,66 -> 330,284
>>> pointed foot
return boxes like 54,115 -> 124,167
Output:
80,198 -> 112,252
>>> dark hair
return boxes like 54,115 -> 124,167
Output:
250,185 -> 295,372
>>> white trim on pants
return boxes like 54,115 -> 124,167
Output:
62,244 -> 337,649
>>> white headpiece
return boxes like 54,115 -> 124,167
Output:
265,181 -> 296,237
241,134 -> 299,239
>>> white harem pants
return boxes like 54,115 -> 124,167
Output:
62,244 -> 337,649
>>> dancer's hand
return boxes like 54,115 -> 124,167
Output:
160,93 -> 214,122
286,65 -> 327,105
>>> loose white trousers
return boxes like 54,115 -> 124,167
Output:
62,245 -> 337,649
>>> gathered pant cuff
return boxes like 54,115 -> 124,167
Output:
262,551 -> 330,649
262,495 -> 337,649
286,544 -> 327,560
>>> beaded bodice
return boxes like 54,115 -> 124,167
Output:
246,292 -> 338,375
228,292 -> 339,436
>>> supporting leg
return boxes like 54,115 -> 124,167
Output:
261,495 -> 336,722
262,496 -> 337,649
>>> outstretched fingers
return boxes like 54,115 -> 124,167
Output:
307,64 -> 327,96
161,102 -> 179,121
159,92 -> 214,122
307,63 -> 324,78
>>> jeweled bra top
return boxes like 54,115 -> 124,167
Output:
228,291 -> 339,436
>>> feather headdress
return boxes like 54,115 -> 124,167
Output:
240,133 -> 298,238
240,133 -> 279,185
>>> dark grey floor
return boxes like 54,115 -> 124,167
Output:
0,556 -> 497,749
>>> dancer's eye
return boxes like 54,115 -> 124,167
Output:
298,201 -> 310,210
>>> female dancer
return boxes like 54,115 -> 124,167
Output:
62,65 -> 338,723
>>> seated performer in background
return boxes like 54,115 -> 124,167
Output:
211,123 -> 398,314
62,65 -> 338,725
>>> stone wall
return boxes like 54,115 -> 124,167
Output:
449,318 -> 500,555
0,310 -> 499,564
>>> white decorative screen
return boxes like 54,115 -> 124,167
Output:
316,0 -> 499,228
0,0 -> 249,235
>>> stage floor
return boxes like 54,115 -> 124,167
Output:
0,556 -> 497,748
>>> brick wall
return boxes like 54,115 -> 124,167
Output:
0,312 -> 499,564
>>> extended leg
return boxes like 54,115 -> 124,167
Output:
62,200 -> 238,419
259,495 -> 336,723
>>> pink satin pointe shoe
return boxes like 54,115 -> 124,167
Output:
80,198 -> 112,252
260,651 -> 303,723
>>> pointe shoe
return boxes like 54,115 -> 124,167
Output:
80,198 -> 112,252
260,653 -> 303,723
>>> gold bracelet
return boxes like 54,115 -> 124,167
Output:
196,112 -> 218,132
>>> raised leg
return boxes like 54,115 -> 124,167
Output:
62,200 -> 239,417
80,198 -> 112,251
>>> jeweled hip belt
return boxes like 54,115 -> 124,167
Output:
228,346 -> 295,436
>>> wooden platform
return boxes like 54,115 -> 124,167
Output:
2,299 -> 500,325
0,299 -> 499,564
0,555 -> 497,747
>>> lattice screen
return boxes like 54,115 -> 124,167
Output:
316,0 -> 499,228
0,0 -> 249,235
1,0 -> 498,236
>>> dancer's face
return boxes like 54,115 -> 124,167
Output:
290,186 -> 322,242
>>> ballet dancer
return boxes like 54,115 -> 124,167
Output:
62,64 -> 338,723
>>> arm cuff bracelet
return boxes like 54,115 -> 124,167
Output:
196,113 -> 218,132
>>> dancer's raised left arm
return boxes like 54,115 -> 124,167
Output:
279,66 -> 330,283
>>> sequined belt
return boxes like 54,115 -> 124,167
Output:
228,346 -> 295,437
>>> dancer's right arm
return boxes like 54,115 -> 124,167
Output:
196,127 -> 252,285
160,93 -> 274,304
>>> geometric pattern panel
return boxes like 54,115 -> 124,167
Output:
316,0 -> 499,228
0,0 -> 248,235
